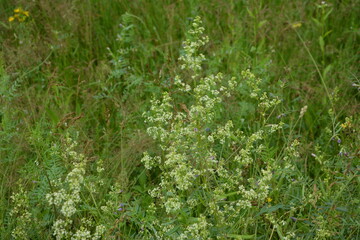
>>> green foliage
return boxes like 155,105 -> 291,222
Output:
0,0 -> 359,239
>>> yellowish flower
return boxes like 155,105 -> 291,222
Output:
14,8 -> 22,13
8,16 -> 15,22
266,197 -> 272,203
291,22 -> 302,29
341,117 -> 352,129
23,11 -> 30,17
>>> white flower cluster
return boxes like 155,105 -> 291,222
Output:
178,215 -> 210,239
9,185 -> 32,240
178,16 -> 209,77
164,197 -> 182,214
46,163 -> 85,219
144,92 -> 173,143
242,69 -> 261,99
141,151 -> 161,170
46,134 -> 106,240
282,139 -> 300,172
241,69 -> 281,117
215,120 -> 233,145
315,215 -> 334,239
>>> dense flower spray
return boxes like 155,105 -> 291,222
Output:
141,16 -> 283,239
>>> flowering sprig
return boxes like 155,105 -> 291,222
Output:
8,7 -> 30,22
9,185 -> 33,239
241,69 -> 281,117
46,134 -> 106,240
178,16 -> 209,78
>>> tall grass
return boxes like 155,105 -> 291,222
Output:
0,0 -> 359,239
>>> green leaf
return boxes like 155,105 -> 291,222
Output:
323,8 -> 333,21
324,30 -> 333,38
312,17 -> 322,27
258,20 -> 268,28
0,21 -> 10,29
217,191 -> 238,200
335,207 -> 348,212
138,170 -> 147,188
132,185 -> 145,193
246,8 -> 255,18
227,234 -> 255,239
46,108 -> 59,125
319,36 -> 325,53
255,204 -> 286,217
322,64 -> 332,79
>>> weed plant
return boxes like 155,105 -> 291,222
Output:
0,0 -> 359,239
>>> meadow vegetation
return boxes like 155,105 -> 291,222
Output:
0,0 -> 359,239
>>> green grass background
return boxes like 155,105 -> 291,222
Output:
0,0 -> 359,239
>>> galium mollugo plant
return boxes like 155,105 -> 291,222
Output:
9,184 -> 33,240
8,132 -> 127,240
140,16 -> 284,239
46,134 -> 106,240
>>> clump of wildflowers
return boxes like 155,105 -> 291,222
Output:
46,134 -> 106,240
9,184 -> 33,240
8,7 -> 30,22
141,16 -> 283,238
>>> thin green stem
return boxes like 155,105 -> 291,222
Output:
294,30 -> 332,107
